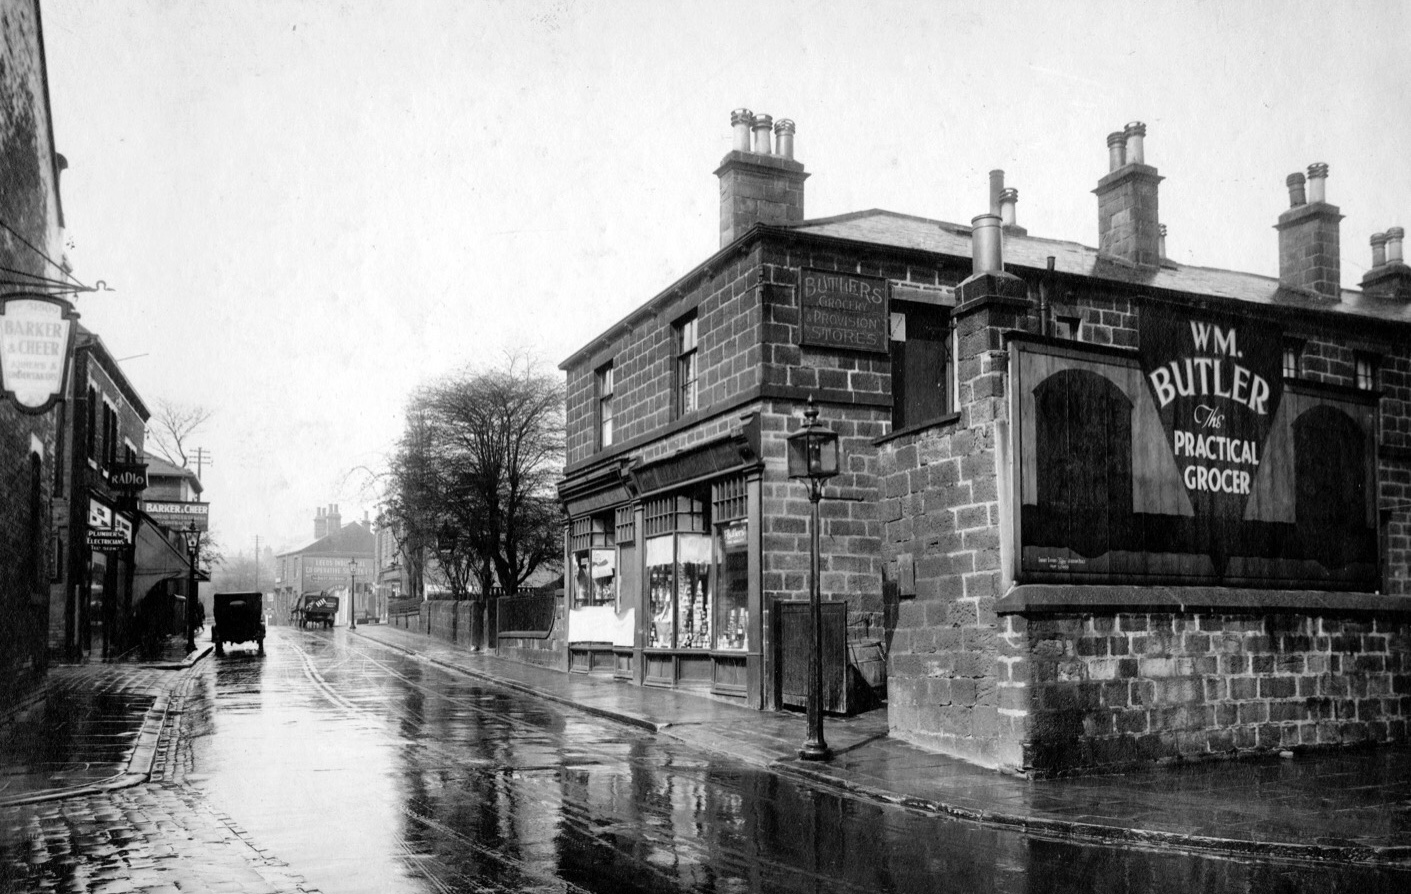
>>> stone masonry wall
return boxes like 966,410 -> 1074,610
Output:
1,0 -> 63,703
1020,611 -> 1411,775
565,246 -> 765,468
881,277 -> 1031,768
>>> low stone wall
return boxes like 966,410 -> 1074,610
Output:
1020,611 -> 1411,775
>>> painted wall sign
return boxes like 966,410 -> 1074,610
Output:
0,295 -> 79,414
798,268 -> 888,353
1139,306 -> 1284,531
1012,314 -> 1378,590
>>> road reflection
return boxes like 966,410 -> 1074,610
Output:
183,628 -> 1409,894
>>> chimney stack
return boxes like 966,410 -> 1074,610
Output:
326,503 -> 342,538
1094,121 -> 1162,266
1362,225 -> 1411,300
971,214 -> 1004,275
314,507 -> 327,540
715,109 -> 808,247
1276,162 -> 1343,301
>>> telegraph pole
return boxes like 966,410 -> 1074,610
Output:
192,447 -> 212,480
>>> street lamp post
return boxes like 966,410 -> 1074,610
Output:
786,396 -> 841,762
184,522 -> 201,653
348,558 -> 357,630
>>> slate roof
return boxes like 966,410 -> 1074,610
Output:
786,209 -> 1411,324
563,207 -> 1410,370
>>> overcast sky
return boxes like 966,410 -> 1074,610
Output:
39,0 -> 1411,557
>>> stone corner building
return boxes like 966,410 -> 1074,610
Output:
558,111 -> 1411,776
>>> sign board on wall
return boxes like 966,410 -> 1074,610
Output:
1011,308 -> 1379,590
140,500 -> 210,531
797,269 -> 888,353
300,557 -> 374,587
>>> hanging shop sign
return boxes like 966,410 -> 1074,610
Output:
0,294 -> 79,414
85,496 -> 132,550
797,268 -> 888,353
1010,307 -> 1378,590
109,462 -> 149,492
140,499 -> 210,531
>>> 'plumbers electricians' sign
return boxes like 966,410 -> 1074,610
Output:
798,269 -> 888,353
0,295 -> 79,415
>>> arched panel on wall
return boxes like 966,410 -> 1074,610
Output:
1034,369 -> 1134,559
1294,405 -> 1371,571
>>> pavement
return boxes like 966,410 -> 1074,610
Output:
4,626 -> 1410,870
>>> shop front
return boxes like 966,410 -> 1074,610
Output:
561,419 -> 766,707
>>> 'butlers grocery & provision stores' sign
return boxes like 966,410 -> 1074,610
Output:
1011,304 -> 1378,589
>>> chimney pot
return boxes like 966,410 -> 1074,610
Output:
1277,168 -> 1342,300
1307,163 -> 1329,203
773,118 -> 796,159
730,108 -> 754,152
1389,226 -> 1406,265
999,187 -> 1018,227
1124,121 -> 1147,165
989,170 -> 1005,215
715,110 -> 807,247
751,114 -> 774,154
1371,232 -> 1389,268
1159,223 -> 1168,260
971,214 -> 1003,275
1106,132 -> 1127,172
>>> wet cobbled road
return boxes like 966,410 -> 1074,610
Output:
6,626 -> 1411,893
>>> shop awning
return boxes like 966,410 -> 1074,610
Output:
133,520 -> 203,596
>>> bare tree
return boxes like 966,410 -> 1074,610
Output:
145,398 -> 214,468
383,354 -> 564,642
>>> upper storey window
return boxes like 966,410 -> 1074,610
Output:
889,301 -> 954,430
1355,353 -> 1377,391
675,311 -> 699,417
595,362 -> 615,449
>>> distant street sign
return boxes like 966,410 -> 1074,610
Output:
140,500 -> 210,531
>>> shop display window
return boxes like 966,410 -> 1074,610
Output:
675,533 -> 712,649
645,532 -> 713,649
714,521 -> 748,650
571,512 -> 615,608
646,535 -> 675,647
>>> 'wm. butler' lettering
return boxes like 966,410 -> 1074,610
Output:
1140,307 -> 1282,502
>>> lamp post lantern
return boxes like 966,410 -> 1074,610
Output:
786,396 -> 840,761
348,558 -> 357,630
183,523 -> 201,653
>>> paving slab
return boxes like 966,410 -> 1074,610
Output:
354,623 -> 1411,867
0,643 -> 211,808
